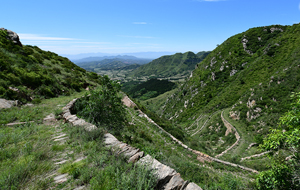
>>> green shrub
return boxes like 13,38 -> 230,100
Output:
74,76 -> 126,131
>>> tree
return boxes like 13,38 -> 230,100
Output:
257,92 -> 300,189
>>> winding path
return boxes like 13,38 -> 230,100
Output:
190,110 -> 220,137
122,96 -> 259,174
215,110 -> 241,158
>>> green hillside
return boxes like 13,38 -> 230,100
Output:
122,78 -> 176,100
162,24 -> 299,125
126,51 -> 209,79
145,24 -> 300,175
0,29 -> 102,103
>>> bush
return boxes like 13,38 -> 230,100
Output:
74,76 -> 126,131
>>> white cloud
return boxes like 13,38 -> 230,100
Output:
18,34 -> 76,41
133,22 -> 147,24
118,35 -> 156,39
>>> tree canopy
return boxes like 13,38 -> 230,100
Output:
257,92 -> 300,189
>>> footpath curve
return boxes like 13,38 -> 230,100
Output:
215,110 -> 241,158
122,96 -> 259,174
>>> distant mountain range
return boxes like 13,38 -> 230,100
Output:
62,51 -> 178,61
75,56 -> 152,72
74,55 -> 147,64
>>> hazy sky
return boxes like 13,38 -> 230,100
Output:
2,0 -> 300,55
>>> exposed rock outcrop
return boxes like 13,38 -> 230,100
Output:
0,28 -> 22,46
0,98 -> 18,109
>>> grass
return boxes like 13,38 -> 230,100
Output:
1,89 -> 258,189
0,91 -> 87,189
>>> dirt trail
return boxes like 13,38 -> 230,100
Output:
215,110 -> 241,158
122,96 -> 259,174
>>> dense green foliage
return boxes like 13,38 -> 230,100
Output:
74,76 -> 126,131
162,23 -> 300,135
122,78 -> 176,100
139,24 -> 300,177
0,30 -> 102,103
127,51 -> 208,78
257,92 -> 300,189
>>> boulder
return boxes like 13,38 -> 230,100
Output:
137,155 -> 177,189
128,151 -> 144,163
164,173 -> 185,190
0,98 -> 18,109
0,28 -> 22,46
184,182 -> 203,190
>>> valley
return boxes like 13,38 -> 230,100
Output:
1,23 -> 300,190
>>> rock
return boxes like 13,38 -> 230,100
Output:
0,98 -> 18,109
43,113 -> 56,124
270,27 -> 283,33
72,119 -> 86,126
137,155 -> 177,189
164,173 -> 185,190
211,72 -> 215,81
54,174 -> 68,183
0,28 -> 22,46
210,57 -> 217,67
24,103 -> 34,107
230,69 -> 237,76
122,96 -> 137,108
128,151 -> 144,163
184,182 -> 203,190
247,100 -> 256,108
229,111 -> 240,120
180,181 -> 189,190
104,133 -> 121,147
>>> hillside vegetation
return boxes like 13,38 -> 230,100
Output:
122,78 -> 176,100
0,29 -> 102,103
149,24 -> 300,170
126,51 -> 210,80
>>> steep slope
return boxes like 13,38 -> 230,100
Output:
126,51 -> 208,79
0,29 -> 102,103
156,24 -> 300,164
122,78 -> 176,100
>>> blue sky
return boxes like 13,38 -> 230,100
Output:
2,0 -> 300,55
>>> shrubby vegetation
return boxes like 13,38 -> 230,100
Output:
122,78 -> 176,100
257,92 -> 300,189
0,29 -> 102,103
74,76 -> 126,132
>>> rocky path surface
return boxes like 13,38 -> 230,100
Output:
215,110 -> 241,158
43,113 -> 87,189
241,151 -> 271,162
